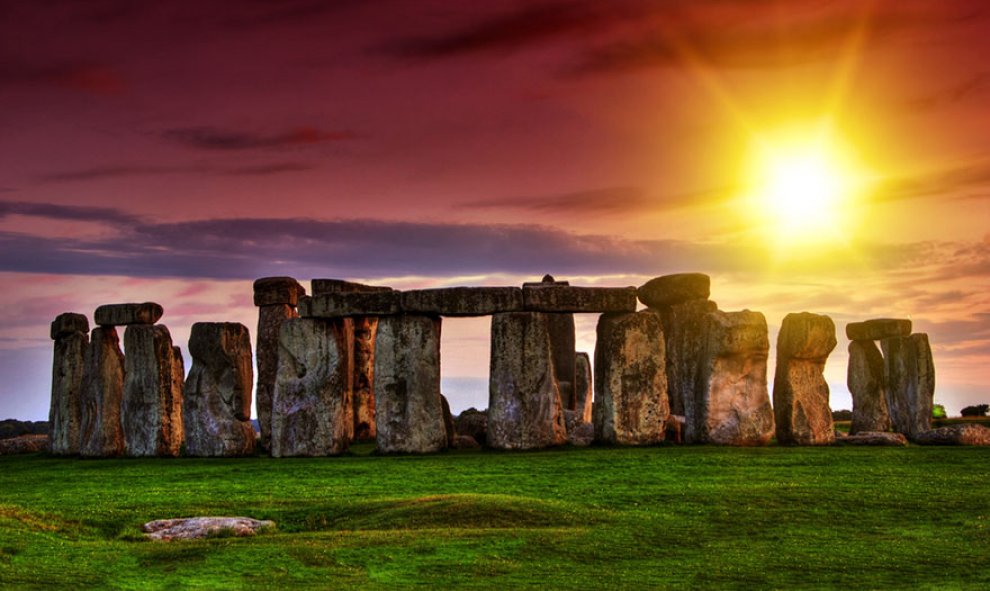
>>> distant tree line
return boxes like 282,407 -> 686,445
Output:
961,404 -> 989,417
0,420 -> 48,440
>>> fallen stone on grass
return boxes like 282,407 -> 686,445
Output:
913,424 -> 990,446
142,517 -> 275,541
455,408 -> 488,446
451,434 -> 481,449
0,434 -> 48,455
838,431 -> 909,446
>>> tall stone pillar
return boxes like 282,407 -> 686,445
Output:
574,351 -> 593,423
374,314 -> 447,454
772,312 -> 837,445
49,313 -> 89,455
847,340 -> 889,434
882,333 -> 935,440
696,310 -> 775,445
523,276 -> 575,409
254,277 -> 306,451
122,324 -> 184,456
488,312 -> 567,450
79,326 -> 126,457
637,273 -> 715,443
183,322 -> 256,457
593,311 -> 668,445
271,317 -> 354,456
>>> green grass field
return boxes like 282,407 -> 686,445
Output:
1,445 -> 989,590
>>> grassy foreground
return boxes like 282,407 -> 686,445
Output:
1,445 -> 989,590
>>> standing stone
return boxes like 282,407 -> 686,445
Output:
488,312 -> 567,450
183,323 -> 256,457
440,394 -> 456,447
773,312 -> 837,445
79,326 -> 125,457
122,325 -> 184,457
374,315 -> 447,454
574,352 -> 593,423
651,299 -> 718,443
696,310 -> 775,445
882,333 -> 935,440
848,340 -> 889,434
522,276 -> 576,409
254,276 -> 305,452
271,318 -> 354,457
49,313 -> 89,455
351,316 -> 378,441
593,311 -> 668,445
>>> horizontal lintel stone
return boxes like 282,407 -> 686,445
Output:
522,286 -> 637,313
94,303 -> 163,327
846,318 -> 912,341
51,312 -> 90,340
299,292 -> 402,318
311,278 -> 393,296
253,277 -> 306,307
402,287 -> 523,316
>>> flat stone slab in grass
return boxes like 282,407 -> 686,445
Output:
0,434 -> 48,455
402,287 -> 523,316
637,273 -> 710,308
299,292 -> 402,318
522,286 -> 637,313
913,424 -> 990,446
846,318 -> 912,341
94,303 -> 163,326
142,517 -> 275,541
838,432 -> 909,446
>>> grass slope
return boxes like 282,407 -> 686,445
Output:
1,445 -> 989,590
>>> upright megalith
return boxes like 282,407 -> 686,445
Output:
593,311 -> 668,445
271,317 -> 354,456
847,340 -> 889,434
523,276 -> 576,410
79,326 -> 126,457
773,312 -> 837,445
253,276 -> 305,451
374,315 -> 447,454
49,313 -> 89,455
574,352 -> 593,423
882,333 -> 935,440
488,312 -> 567,450
183,323 -> 256,457
696,310 -> 774,445
638,273 -> 715,443
122,324 -> 184,456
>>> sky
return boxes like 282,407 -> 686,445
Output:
1,0 -> 988,420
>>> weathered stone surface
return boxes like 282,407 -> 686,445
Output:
50,312 -> 89,340
637,273 -> 710,308
488,312 -> 567,450
255,304 -> 297,451
522,286 -> 637,313
94,302 -> 163,327
697,310 -> 775,445
452,434 -> 481,449
402,287 -> 523,316
848,340 -> 890,434
882,333 -> 935,439
311,278 -> 393,295
0,435 -> 48,456
568,420 -> 595,447
773,313 -> 837,446
271,318 -> 353,457
546,313 -> 576,409
651,299 -> 718,442
914,424 -> 990,446
846,318 -> 912,341
300,291 -> 402,318
143,517 -> 275,541
253,276 -> 306,307
665,414 -> 685,443
839,431 -> 909,446
79,326 -> 125,457
522,274 -> 569,287
574,352 -> 593,423
183,323 -> 256,457
122,325 -> 184,457
49,327 -> 88,455
374,315 -> 447,453
441,394 -> 456,447
593,311 -> 668,445
455,408 -> 488,446
351,316 -> 378,442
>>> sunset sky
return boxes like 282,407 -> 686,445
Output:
1,0 -> 988,420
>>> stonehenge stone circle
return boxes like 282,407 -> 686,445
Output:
846,318 -> 911,341
574,352 -> 593,423
254,276 -> 305,450
882,333 -> 935,440
696,310 -> 775,445
122,324 -> 184,457
593,311 -> 669,445
847,340 -> 890,434
94,302 -> 163,326
637,273 -> 711,308
49,313 -> 89,455
773,312 -> 837,445
374,315 -> 447,454
271,317 -> 354,456
183,322 -> 256,457
488,312 -> 567,450
79,326 -> 126,457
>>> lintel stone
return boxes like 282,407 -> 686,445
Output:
402,287 -> 523,316
253,276 -> 306,307
94,303 -> 163,327
300,291 -> 402,318
846,318 -> 912,341
311,278 -> 393,295
51,312 -> 89,340
522,286 -> 637,313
